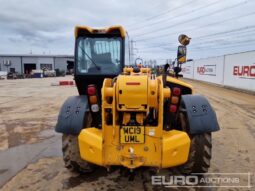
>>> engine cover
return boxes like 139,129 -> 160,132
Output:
116,75 -> 148,111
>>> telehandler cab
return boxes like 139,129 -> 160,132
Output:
56,26 -> 219,173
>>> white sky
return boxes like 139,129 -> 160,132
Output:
0,0 -> 255,64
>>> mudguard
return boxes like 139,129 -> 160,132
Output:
181,95 -> 220,134
55,95 -> 89,135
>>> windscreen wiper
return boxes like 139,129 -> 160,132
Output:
79,46 -> 101,71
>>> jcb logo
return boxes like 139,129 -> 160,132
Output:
233,65 -> 255,77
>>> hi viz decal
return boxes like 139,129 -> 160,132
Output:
197,65 -> 216,76
233,65 -> 255,79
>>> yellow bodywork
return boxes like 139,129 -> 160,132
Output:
166,76 -> 193,91
75,25 -> 126,38
78,68 -> 191,169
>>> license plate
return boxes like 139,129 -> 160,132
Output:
120,126 -> 145,144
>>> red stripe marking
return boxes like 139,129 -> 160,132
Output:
126,82 -> 140,85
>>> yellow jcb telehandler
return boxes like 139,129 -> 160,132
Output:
55,26 -> 219,174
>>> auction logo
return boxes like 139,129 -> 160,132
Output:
233,65 -> 255,79
151,173 -> 252,188
197,65 -> 216,76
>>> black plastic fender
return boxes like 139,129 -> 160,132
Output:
55,95 -> 89,135
180,95 -> 220,134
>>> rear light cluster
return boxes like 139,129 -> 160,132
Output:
87,86 -> 96,95
169,87 -> 181,113
87,85 -> 99,112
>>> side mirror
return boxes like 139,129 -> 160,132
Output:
177,45 -> 187,64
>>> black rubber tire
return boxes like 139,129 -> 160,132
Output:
178,133 -> 212,174
62,134 -> 94,173
174,99 -> 212,174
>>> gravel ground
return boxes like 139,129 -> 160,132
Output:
0,77 -> 254,191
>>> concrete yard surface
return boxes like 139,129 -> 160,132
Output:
0,77 -> 255,190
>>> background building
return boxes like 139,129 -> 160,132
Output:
0,54 -> 74,74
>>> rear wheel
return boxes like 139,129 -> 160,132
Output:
178,133 -> 212,174
62,134 -> 94,173
176,102 -> 212,174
